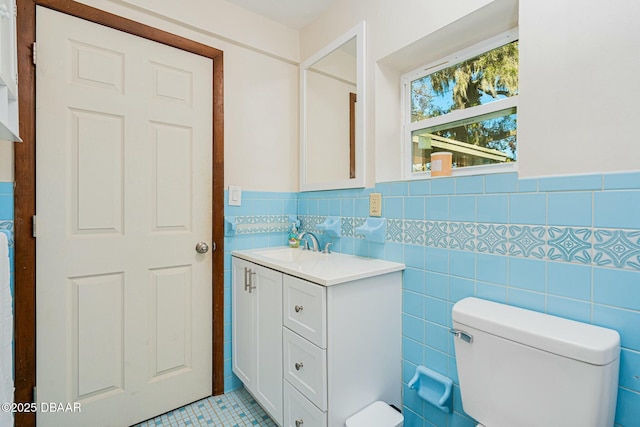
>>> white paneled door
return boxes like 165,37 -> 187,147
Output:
35,7 -> 213,426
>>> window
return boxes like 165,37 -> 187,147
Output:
403,29 -> 518,177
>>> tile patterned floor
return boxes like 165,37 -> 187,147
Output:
134,387 -> 277,427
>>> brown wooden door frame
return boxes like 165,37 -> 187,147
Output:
14,1 -> 225,425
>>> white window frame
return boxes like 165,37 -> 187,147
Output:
401,28 -> 519,179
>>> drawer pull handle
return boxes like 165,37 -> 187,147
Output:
294,305 -> 303,313
295,362 -> 304,371
295,420 -> 304,427
248,271 -> 256,293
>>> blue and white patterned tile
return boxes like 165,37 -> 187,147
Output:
507,225 -> 546,258
353,217 -> 366,239
235,216 -> 253,224
236,225 -> 258,234
300,215 -> 325,233
448,222 -> 476,251
267,215 -> 291,232
547,227 -> 592,264
477,224 -> 508,254
341,217 -> 355,237
386,218 -> 404,243
256,209 -> 640,275
593,229 -> 640,270
403,219 -> 426,245
236,214 -> 272,234
425,221 -> 448,248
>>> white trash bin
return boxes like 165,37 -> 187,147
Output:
345,401 -> 403,427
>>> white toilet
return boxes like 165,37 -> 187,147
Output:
452,297 -> 620,427
345,401 -> 404,427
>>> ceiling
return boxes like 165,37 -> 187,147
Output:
225,0 -> 335,30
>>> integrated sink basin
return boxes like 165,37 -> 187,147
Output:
232,247 -> 405,286
251,247 -> 321,263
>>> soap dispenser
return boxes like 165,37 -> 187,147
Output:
288,223 -> 300,248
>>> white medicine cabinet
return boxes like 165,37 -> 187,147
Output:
0,0 -> 20,141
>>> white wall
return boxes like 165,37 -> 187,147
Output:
107,0 -> 300,62
12,0 -> 636,190
517,0 -> 640,177
42,0 -> 301,192
301,0 -> 494,186
223,46 -> 298,191
0,141 -> 12,182
306,71 -> 355,184
305,45 -> 356,185
302,0 -> 640,182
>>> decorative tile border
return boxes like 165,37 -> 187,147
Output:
449,222 -> 476,251
594,229 -> 640,269
507,225 -> 545,258
547,227 -> 592,264
298,215 -> 367,239
476,223 -> 506,254
230,215 -> 294,234
297,215 -> 640,271
237,214 -> 640,271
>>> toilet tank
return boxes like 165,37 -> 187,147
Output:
452,297 -> 620,427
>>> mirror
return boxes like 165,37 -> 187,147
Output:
300,22 -> 365,191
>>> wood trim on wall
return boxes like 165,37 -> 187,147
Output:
14,1 -> 225,425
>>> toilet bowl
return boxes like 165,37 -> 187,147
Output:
345,401 -> 403,427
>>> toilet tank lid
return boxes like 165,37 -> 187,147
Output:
452,298 -> 620,365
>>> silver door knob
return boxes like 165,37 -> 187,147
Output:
295,362 -> 303,371
195,242 -> 209,254
295,420 -> 304,427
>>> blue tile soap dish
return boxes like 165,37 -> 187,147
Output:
316,216 -> 341,237
355,218 -> 386,243
224,216 -> 237,236
288,214 -> 301,229
408,365 -> 453,413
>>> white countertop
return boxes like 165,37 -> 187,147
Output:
232,247 -> 405,286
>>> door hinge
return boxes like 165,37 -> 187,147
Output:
32,42 -> 36,65
32,386 -> 37,403
32,215 -> 37,238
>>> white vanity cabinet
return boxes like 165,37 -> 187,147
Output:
232,257 -> 283,425
282,272 -> 402,427
232,249 -> 403,427
0,0 -> 20,141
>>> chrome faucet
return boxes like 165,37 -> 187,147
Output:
297,231 -> 320,252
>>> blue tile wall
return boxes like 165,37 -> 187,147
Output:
224,172 -> 640,426
0,182 -> 14,295
223,190 -> 298,392
293,172 -> 639,427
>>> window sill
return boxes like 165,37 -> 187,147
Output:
409,161 -> 517,180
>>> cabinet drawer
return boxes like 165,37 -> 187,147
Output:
283,328 -> 327,411
284,380 -> 326,427
283,275 -> 326,348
